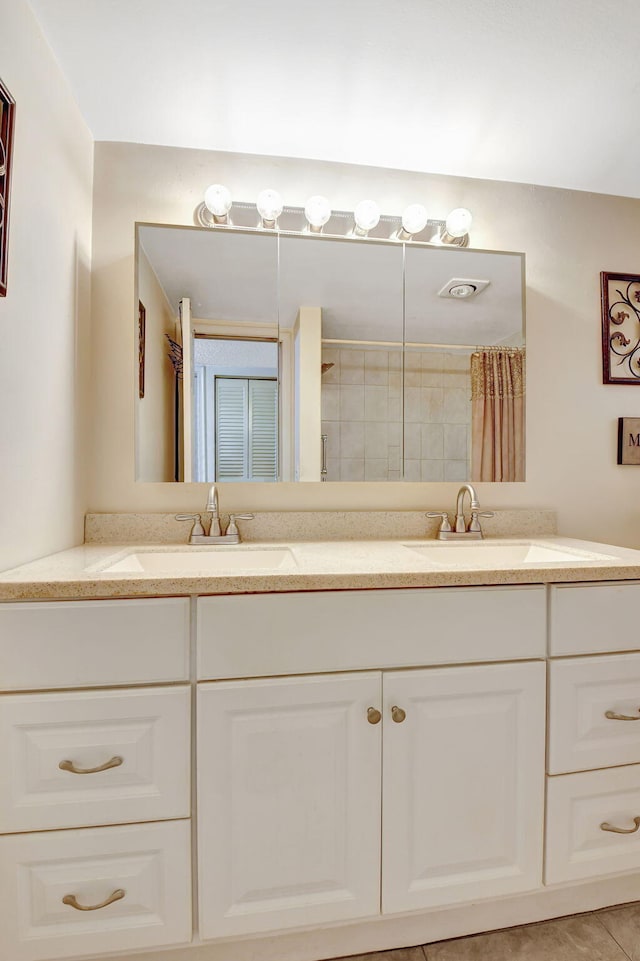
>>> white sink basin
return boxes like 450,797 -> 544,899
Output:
95,547 -> 296,574
403,540 -> 617,568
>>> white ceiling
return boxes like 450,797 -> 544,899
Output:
139,225 -> 524,345
27,0 -> 640,197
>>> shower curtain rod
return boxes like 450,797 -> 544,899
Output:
322,338 -> 524,352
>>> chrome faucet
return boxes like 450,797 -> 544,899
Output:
427,484 -> 494,540
206,484 -> 221,536
454,483 -> 480,532
176,485 -> 254,545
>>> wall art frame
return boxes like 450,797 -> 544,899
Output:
138,300 -> 146,398
601,271 -> 640,384
617,417 -> 640,465
0,77 -> 16,298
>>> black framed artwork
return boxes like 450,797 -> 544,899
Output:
601,272 -> 640,383
0,78 -> 16,298
138,301 -> 146,398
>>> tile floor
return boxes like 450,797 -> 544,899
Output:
335,902 -> 640,960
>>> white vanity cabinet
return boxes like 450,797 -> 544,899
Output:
0,598 -> 193,961
6,576 -> 640,961
196,589 -> 547,939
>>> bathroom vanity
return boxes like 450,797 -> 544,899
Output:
3,520 -> 640,961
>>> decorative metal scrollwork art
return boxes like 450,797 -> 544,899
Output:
601,272 -> 640,383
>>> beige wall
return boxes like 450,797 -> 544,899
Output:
0,0 -> 93,571
136,248 -> 176,481
90,141 -> 640,547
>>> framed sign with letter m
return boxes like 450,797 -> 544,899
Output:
617,418 -> 640,465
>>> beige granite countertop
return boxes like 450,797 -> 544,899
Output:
2,534 -> 640,600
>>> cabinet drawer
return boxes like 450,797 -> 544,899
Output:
0,819 -> 192,961
546,765 -> 640,884
197,586 -> 546,679
549,655 -> 640,774
0,686 -> 190,833
550,582 -> 640,656
0,598 -> 190,690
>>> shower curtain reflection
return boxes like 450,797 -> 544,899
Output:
470,347 -> 525,482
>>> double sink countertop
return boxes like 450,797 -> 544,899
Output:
2,508 -> 640,599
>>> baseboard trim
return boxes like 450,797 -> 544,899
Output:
76,871 -> 640,961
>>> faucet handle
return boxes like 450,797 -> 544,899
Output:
468,510 -> 495,533
426,511 -> 452,533
175,513 -> 205,536
227,513 -> 255,536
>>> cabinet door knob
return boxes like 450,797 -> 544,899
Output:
367,707 -> 382,725
62,889 -> 126,911
600,816 -> 640,834
59,756 -> 123,775
391,705 -> 406,723
605,709 -> 640,721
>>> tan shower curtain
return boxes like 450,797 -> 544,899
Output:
471,348 -> 525,482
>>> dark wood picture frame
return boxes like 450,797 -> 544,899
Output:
0,78 -> 16,298
601,271 -> 640,383
138,301 -> 146,398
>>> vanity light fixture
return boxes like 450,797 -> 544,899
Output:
256,189 -> 283,228
396,203 -> 429,240
304,195 -> 332,232
353,199 -> 381,237
193,190 -> 474,247
197,184 -> 233,227
441,207 -> 473,247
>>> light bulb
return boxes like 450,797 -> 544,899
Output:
354,200 -> 380,233
257,188 -> 283,224
449,283 -> 476,298
204,184 -> 232,218
401,204 -> 428,236
445,207 -> 473,239
304,195 -> 331,229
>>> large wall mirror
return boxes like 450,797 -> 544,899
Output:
135,223 -> 525,483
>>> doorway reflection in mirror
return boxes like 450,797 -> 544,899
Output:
193,337 -> 279,483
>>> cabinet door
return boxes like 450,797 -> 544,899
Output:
382,661 -> 546,913
197,672 -> 381,939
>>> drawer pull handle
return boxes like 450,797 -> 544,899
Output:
391,705 -> 406,723
367,707 -> 382,725
605,709 -> 640,721
62,889 -> 126,911
59,756 -> 123,775
600,817 -> 640,834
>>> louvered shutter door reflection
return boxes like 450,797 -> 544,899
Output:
249,379 -> 278,481
215,378 -> 248,480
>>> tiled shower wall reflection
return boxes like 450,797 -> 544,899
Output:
404,349 -> 471,482
320,346 -> 471,481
